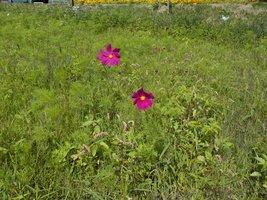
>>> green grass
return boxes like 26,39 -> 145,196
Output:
253,2 -> 267,8
0,4 -> 266,199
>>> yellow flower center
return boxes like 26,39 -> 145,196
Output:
140,96 -> 146,101
108,54 -> 113,59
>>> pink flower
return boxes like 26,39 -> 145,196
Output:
97,44 -> 120,67
132,88 -> 154,110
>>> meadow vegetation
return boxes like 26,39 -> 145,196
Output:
73,0 -> 256,5
0,3 -> 266,199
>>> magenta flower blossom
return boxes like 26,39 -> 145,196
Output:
97,44 -> 120,67
132,88 -> 154,110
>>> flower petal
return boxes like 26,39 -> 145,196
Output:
132,88 -> 144,98
113,52 -> 120,58
113,48 -> 120,53
106,44 -> 112,52
145,92 -> 154,99
136,99 -> 153,110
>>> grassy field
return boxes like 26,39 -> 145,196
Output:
0,4 -> 266,199
73,0 -> 255,5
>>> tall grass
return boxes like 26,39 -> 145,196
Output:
0,4 -> 266,199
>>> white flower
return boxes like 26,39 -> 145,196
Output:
72,6 -> 80,13
221,15 -> 229,21
7,13 -> 10,16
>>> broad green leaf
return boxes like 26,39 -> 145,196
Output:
250,172 -> 262,177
